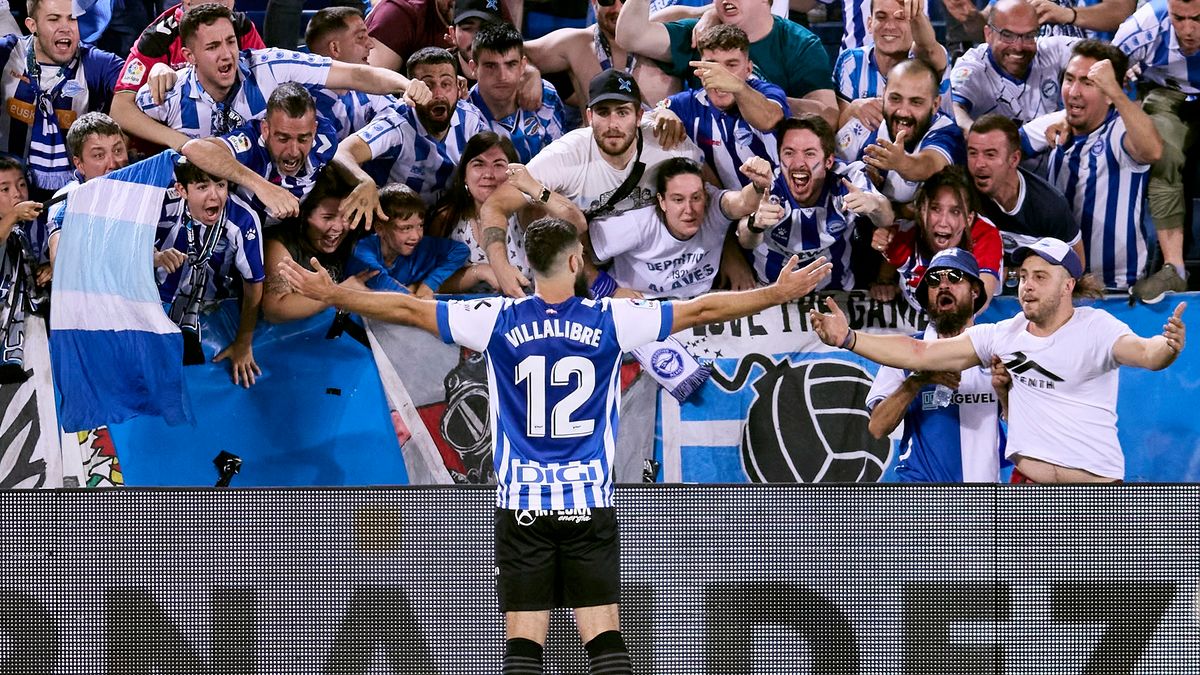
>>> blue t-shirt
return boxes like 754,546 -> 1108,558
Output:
346,234 -> 469,293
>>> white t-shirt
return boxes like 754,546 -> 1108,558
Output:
966,306 -> 1133,479
527,120 -> 702,217
589,185 -> 731,299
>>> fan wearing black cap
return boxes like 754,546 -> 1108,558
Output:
865,248 -> 1006,483
811,236 -> 1188,484
480,68 -> 704,298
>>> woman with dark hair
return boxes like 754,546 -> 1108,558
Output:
428,131 -> 536,293
263,167 -> 365,322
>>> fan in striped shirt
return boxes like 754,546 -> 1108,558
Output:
1115,0 -> 1200,303
1020,40 -> 1164,292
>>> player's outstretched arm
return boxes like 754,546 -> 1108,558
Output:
670,255 -> 832,333
1113,302 -> 1186,371
809,297 -> 983,371
276,257 -> 440,336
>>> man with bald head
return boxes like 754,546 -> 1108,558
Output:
949,0 -> 1079,131
837,58 -> 964,205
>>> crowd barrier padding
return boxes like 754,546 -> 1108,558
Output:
0,484 -> 1196,673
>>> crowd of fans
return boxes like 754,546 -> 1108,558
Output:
0,0 -> 1195,399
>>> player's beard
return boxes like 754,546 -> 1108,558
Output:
574,266 -> 590,297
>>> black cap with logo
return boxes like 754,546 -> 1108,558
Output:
588,68 -> 641,107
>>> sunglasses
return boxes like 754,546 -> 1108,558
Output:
597,0 -> 619,6
924,269 -> 967,287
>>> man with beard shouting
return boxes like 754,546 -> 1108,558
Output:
836,57 -> 964,205
812,236 -> 1187,484
866,248 -> 1007,483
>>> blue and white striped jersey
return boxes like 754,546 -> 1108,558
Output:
394,100 -> 490,164
867,326 -> 1004,483
0,35 -> 123,193
834,44 -> 952,114
1114,0 -> 1200,95
154,190 -> 265,303
751,161 -> 875,290
312,88 -> 399,141
663,78 -> 789,190
219,117 -> 338,219
137,48 -> 332,140
354,107 -> 456,205
949,37 -> 1077,122
469,81 -> 565,163
1021,109 -> 1149,289
835,110 -> 964,203
437,295 -> 674,509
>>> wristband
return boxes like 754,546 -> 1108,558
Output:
590,270 -> 618,299
839,329 -> 857,351
1068,6 -> 1077,24
747,213 -> 766,234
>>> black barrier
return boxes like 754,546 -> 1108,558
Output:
0,485 -> 1197,673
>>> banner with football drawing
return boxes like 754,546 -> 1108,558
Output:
657,292 -> 925,484
658,293 -> 1200,484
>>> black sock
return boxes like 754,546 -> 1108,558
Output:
503,637 -> 543,675
585,630 -> 633,675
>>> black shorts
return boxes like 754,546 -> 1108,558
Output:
495,506 -> 619,612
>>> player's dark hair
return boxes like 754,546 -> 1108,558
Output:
304,6 -> 364,53
886,58 -> 941,100
428,131 -> 519,237
407,46 -> 456,75
524,217 -> 579,275
695,24 -> 750,54
66,112 -> 122,160
776,113 -> 835,158
266,81 -> 316,119
968,113 -> 1021,155
180,3 -> 236,48
173,157 -> 223,187
472,23 -> 525,61
378,184 -> 427,226
1071,39 -> 1129,85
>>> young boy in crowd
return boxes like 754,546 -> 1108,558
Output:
346,184 -> 468,297
154,159 -> 265,387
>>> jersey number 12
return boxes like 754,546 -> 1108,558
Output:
515,355 -> 596,438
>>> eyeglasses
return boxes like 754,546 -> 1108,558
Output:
987,24 -> 1039,45
924,269 -> 967,287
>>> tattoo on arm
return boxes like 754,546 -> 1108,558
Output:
482,226 -> 508,249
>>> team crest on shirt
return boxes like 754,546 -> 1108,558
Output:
1090,140 -> 1105,156
1040,79 -> 1059,99
229,133 -> 252,153
121,59 -> 146,85
61,81 -> 85,98
521,115 -> 541,136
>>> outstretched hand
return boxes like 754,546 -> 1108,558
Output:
1164,302 -> 1187,355
773,255 -> 832,302
277,257 -> 338,302
808,296 -> 851,348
